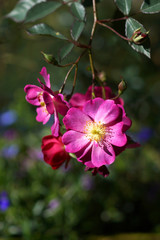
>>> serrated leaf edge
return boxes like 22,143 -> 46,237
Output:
70,2 -> 86,21
125,18 -> 151,58
140,1 -> 160,14
58,43 -> 74,62
70,20 -> 85,41
26,23 -> 67,40
114,0 -> 132,15
24,1 -> 62,23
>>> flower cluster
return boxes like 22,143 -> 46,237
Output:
24,67 -> 139,177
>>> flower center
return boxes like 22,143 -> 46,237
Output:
37,92 -> 43,103
38,92 -> 48,113
84,121 -> 106,143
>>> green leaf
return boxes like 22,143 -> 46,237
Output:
141,0 -> 160,14
6,0 -> 46,22
114,0 -> 132,15
59,43 -> 74,61
70,2 -> 85,21
25,1 -> 62,23
125,18 -> 151,58
27,23 -> 67,40
71,21 -> 85,40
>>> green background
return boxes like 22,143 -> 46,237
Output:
0,0 -> 160,239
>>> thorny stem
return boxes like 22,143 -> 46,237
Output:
88,49 -> 95,99
97,21 -> 131,41
99,16 -> 128,23
87,0 -> 98,98
67,65 -> 78,99
59,50 -> 87,94
68,39 -> 91,49
60,0 -> 130,96
89,0 -> 97,45
111,93 -> 121,100
59,64 -> 75,94
56,50 -> 87,68
56,62 -> 74,68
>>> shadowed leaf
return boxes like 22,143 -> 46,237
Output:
25,1 -> 62,23
114,0 -> 132,15
141,0 -> 160,14
59,43 -> 74,62
70,2 -> 85,21
71,21 -> 85,40
27,23 -> 67,40
125,18 -> 151,58
6,0 -> 46,22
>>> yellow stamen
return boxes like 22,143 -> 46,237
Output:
84,121 -> 106,143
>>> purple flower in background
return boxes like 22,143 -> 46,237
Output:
27,148 -> 43,160
0,192 -> 10,212
3,129 -> 18,141
48,199 -> 60,210
1,144 -> 19,159
81,175 -> 94,191
134,127 -> 154,144
0,110 -> 17,127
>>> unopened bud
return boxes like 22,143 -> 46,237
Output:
118,79 -> 127,95
41,51 -> 58,65
131,28 -> 149,45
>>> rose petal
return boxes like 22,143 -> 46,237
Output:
85,86 -> 112,100
83,98 -> 104,120
40,67 -> 51,88
91,165 -> 110,177
24,85 -> 42,106
53,94 -> 69,116
51,110 -> 60,137
91,141 -> 115,167
63,108 -> 91,132
106,122 -> 127,147
123,115 -> 132,132
36,106 -> 50,124
43,92 -> 55,114
118,104 -> 132,131
62,131 -> 89,153
95,100 -> 120,125
70,93 -> 86,108
84,160 -> 95,168
76,141 -> 93,160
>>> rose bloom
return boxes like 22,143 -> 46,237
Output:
41,135 -> 70,169
70,85 -> 123,109
69,86 -> 139,176
24,67 -> 69,136
62,98 -> 129,170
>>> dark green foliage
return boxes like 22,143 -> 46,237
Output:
1,0 -> 160,239
114,0 -> 132,15
141,0 -> 160,14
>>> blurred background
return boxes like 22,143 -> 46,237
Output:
0,0 -> 160,239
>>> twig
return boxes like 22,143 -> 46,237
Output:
97,21 -> 131,41
67,65 -> 78,99
99,16 -> 128,23
59,49 -> 87,94
89,0 -> 98,45
88,49 -> 95,98
59,64 -> 75,94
